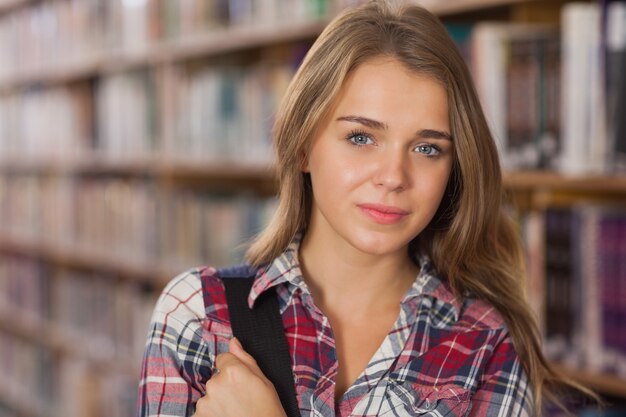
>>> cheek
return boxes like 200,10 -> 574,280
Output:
310,150 -> 364,188
413,166 -> 452,207
331,164 -> 364,185
311,164 -> 360,199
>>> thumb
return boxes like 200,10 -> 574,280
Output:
228,338 -> 265,379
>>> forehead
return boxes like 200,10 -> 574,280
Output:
343,57 -> 445,94
330,57 -> 450,126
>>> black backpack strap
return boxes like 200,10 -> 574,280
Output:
218,265 -> 301,417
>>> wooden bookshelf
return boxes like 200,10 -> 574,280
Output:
0,20 -> 327,92
0,381 -> 45,417
0,156 -> 160,176
0,302 -> 139,375
0,156 -> 274,179
0,0 -> 625,416
0,234 -> 174,286
504,171 -> 626,210
557,365 -> 626,399
424,0 -> 538,16
137,20 -> 327,67
504,170 -> 626,194
0,0 -> 558,92
0,0 -> 31,13
0,169 -> 623,287
5,162 -> 626,194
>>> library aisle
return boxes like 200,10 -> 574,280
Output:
0,0 -> 624,416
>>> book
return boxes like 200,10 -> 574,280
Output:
506,35 -> 561,170
168,58 -> 295,162
535,203 -> 626,378
0,83 -> 94,161
160,190 -> 277,269
521,210 -> 546,332
543,207 -> 576,362
606,1 -> 626,173
0,256 -> 159,416
560,3 -> 607,175
97,70 -> 159,158
469,22 -> 559,170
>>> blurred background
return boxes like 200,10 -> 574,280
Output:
0,0 -> 624,416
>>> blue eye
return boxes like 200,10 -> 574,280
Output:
347,131 -> 374,146
415,144 -> 441,156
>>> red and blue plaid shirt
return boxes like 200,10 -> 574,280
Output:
137,238 -> 532,416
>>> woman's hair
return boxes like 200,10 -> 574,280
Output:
246,0 -> 593,413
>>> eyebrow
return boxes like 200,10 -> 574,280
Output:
336,115 -> 453,141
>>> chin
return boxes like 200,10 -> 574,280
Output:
348,232 -> 413,257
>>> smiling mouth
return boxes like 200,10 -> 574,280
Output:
357,203 -> 409,225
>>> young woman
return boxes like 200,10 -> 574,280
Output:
137,2 -> 583,416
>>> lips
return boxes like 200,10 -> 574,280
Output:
357,203 -> 409,225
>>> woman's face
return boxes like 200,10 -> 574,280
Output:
303,57 -> 454,260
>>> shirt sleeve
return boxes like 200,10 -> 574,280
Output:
136,269 -> 214,417
468,330 -> 534,417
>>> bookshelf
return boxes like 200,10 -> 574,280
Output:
0,1 -> 624,416
556,364 -> 626,399
421,0 -> 539,15
504,171 -> 626,210
0,21 -> 327,91
0,0 -> 31,13
504,171 -> 626,194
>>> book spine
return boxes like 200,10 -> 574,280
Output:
560,3 -> 606,175
543,208 -> 576,361
607,2 -> 626,173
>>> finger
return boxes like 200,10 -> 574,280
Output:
228,338 -> 258,370
214,351 -> 243,375
193,396 -> 208,416
228,338 -> 267,380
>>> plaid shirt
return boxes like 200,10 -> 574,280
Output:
137,239 -> 532,416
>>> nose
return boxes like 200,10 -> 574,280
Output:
372,148 -> 410,192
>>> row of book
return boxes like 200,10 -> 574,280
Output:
0,57 -> 296,161
0,0 -> 104,81
0,332 -> 54,417
0,182 -> 274,416
463,24 -> 560,171
0,82 -> 93,160
451,1 -> 626,174
559,2 -> 625,175
0,256 -> 158,367
2,3 -> 624,174
119,0 -> 330,47
0,256 -> 158,417
166,58 -> 293,162
522,204 -> 626,378
0,0 -> 330,82
0,175 -> 277,269
72,178 -> 161,262
0,333 -> 142,417
160,190 -> 277,268
0,175 -> 75,244
97,70 -> 159,157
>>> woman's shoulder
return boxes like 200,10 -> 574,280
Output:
456,296 -> 509,334
157,264 -> 257,324
154,266 -> 226,324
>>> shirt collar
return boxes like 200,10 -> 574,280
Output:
248,235 -> 309,308
248,236 -> 461,320
404,253 -> 462,321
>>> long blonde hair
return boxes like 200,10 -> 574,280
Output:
246,1 -> 592,413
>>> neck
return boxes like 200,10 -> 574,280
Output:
298,231 -> 418,315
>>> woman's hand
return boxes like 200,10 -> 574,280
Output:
193,337 -> 288,417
